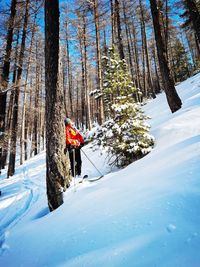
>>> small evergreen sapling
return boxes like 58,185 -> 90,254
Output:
94,47 -> 154,167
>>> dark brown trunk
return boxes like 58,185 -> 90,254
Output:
129,21 -> 142,96
110,0 -> 115,45
8,0 -> 30,177
45,0 -> 70,211
93,0 -> 104,125
114,0 -> 125,60
122,1 -> 135,83
139,0 -> 155,98
150,0 -> 182,113
0,0 -> 17,172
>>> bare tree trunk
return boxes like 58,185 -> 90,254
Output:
139,0 -> 155,98
93,0 -> 104,125
152,39 -> 161,94
2,29 -> 20,170
122,1 -> 135,83
20,13 -> 37,165
65,19 -> 73,118
0,0 -> 17,172
110,0 -> 115,45
114,0 -> 125,60
129,21 -> 142,94
150,0 -> 182,113
8,0 -> 30,177
164,0 -> 169,60
45,0 -> 70,211
79,35 -> 85,128
141,19 -> 146,98
33,41 -> 40,156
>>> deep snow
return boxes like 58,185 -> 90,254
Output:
0,73 -> 200,267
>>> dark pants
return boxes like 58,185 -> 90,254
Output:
68,148 -> 82,177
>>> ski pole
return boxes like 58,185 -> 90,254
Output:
81,149 -> 104,177
72,149 -> 76,191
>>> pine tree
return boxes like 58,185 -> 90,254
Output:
172,39 -> 190,82
95,48 -> 154,167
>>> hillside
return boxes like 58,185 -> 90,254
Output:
0,73 -> 200,267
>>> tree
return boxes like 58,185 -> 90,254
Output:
171,38 -> 190,82
139,0 -> 155,99
8,0 -> 30,177
93,0 -> 104,125
45,0 -> 71,211
95,48 -> 154,167
114,0 -> 125,60
0,0 -> 17,172
150,0 -> 182,113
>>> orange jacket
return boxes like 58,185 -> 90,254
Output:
65,124 -> 84,147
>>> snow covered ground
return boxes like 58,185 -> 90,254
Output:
0,73 -> 200,267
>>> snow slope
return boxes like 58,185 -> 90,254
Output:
0,73 -> 200,267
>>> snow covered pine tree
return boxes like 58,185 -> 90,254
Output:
94,47 -> 154,167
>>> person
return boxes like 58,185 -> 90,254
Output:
64,118 -> 84,177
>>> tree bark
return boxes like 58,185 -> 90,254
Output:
78,31 -> 85,128
20,13 -> 37,165
110,0 -> 115,45
139,0 -> 155,98
0,0 -> 17,172
114,0 -> 125,60
8,0 -> 30,177
150,0 -> 182,113
45,0 -> 70,211
122,1 -> 135,83
93,0 -> 104,125
65,19 -> 73,119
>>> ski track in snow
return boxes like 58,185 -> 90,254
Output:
0,155 -> 46,253
0,146 -> 111,254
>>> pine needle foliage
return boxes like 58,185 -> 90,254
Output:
94,47 -> 154,167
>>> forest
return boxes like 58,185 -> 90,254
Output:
0,0 -> 200,210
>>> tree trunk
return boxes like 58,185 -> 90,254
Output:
129,21 -> 142,96
79,35 -> 85,128
152,39 -> 161,94
65,19 -> 73,119
150,0 -> 182,113
139,0 -> 155,98
8,0 -> 30,177
110,0 -> 115,45
45,0 -> 70,211
20,13 -> 37,165
114,0 -> 125,60
33,41 -> 40,156
0,0 -> 17,172
1,29 -> 20,170
93,0 -> 104,125
122,1 -> 135,83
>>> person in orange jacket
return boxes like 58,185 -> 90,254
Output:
64,118 -> 84,177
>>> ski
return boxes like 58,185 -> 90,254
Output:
78,174 -> 104,183
82,175 -> 104,183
